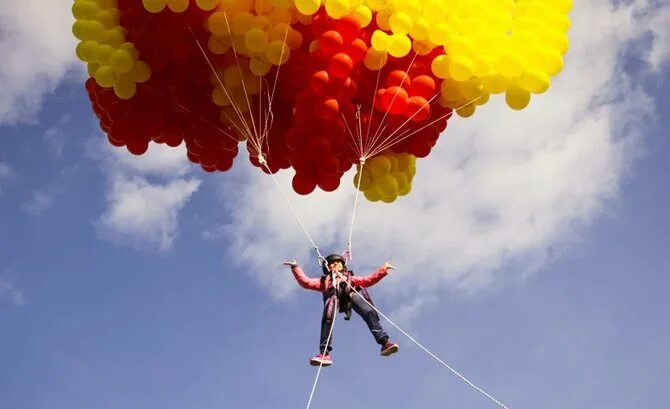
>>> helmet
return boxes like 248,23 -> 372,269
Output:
325,254 -> 346,265
322,253 -> 346,274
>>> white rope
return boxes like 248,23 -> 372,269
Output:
345,282 -> 510,409
345,159 -> 366,261
259,156 -> 325,262
305,297 -> 338,409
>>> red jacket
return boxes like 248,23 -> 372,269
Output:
291,265 -> 389,292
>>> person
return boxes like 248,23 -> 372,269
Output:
284,253 -> 399,367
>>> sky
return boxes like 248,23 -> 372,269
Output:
1,1 -> 669,409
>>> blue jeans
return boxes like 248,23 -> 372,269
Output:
320,292 -> 389,353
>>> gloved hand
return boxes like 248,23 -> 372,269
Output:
283,260 -> 298,268
384,261 -> 396,271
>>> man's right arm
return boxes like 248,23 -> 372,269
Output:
289,264 -> 323,291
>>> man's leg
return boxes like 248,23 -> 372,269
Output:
351,292 -> 389,345
319,294 -> 337,353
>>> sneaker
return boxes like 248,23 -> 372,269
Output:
380,341 -> 399,356
309,354 -> 333,367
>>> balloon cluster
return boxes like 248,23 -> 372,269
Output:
73,0 -> 571,202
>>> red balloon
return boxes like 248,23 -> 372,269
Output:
308,137 -> 332,154
319,30 -> 344,56
405,96 -> 431,122
315,98 -> 340,120
335,15 -> 361,44
292,172 -> 317,195
317,154 -> 340,176
409,75 -> 436,99
328,53 -> 354,79
381,86 -> 409,115
309,71 -> 331,95
318,175 -> 341,192
126,138 -> 149,156
386,70 -> 411,89
347,38 -> 368,63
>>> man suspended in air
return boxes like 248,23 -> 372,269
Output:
284,254 -> 399,366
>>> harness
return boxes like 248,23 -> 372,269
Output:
320,270 -> 378,321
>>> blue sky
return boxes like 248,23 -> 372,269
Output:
1,1 -> 670,409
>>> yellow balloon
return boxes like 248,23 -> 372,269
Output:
250,57 -> 272,76
354,169 -> 373,191
481,74 -> 509,94
208,12 -> 232,37
369,156 -> 392,178
251,15 -> 272,30
95,10 -> 117,29
325,0 -> 350,19
520,68 -> 550,94
428,22 -> 450,46
412,39 -> 435,56
448,56 -> 473,81
95,44 -> 115,65
142,0 -> 167,13
255,0 -> 273,14
392,171 -> 409,192
266,40 -> 290,65
381,194 -> 397,204
212,86 -> 233,106
87,62 -> 101,77
196,0 -> 220,11
129,61 -> 152,83
113,77 -> 137,100
353,5 -> 373,27
364,187 -> 382,202
431,55 -> 450,79
208,35 -> 232,54
389,12 -> 413,35
82,20 -> 106,41
167,0 -> 190,12
245,28 -> 269,53
119,42 -> 139,60
505,85 -> 531,110
423,0 -> 446,23
409,17 -> 429,41
387,34 -> 411,58
232,13 -> 254,36
101,29 -> 124,48
364,48 -> 388,70
294,0 -> 320,15
458,78 -> 483,101
375,7 -> 393,31
498,51 -> 524,78
456,103 -> 475,118
366,0 -> 385,11
72,1 -> 99,20
110,49 -> 134,74
94,65 -> 116,88
371,30 -> 389,52
76,41 -> 99,63
377,174 -> 399,197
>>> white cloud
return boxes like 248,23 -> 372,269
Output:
0,0 -> 80,124
0,277 -> 26,307
97,175 -> 201,251
21,188 -> 56,216
0,162 -> 14,193
106,141 -> 193,178
211,0 -> 670,309
44,115 -> 71,157
91,139 -> 201,251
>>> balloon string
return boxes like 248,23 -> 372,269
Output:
184,20 -> 256,147
221,12 -> 262,152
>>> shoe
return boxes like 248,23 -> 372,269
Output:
309,353 -> 333,367
380,341 -> 399,356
